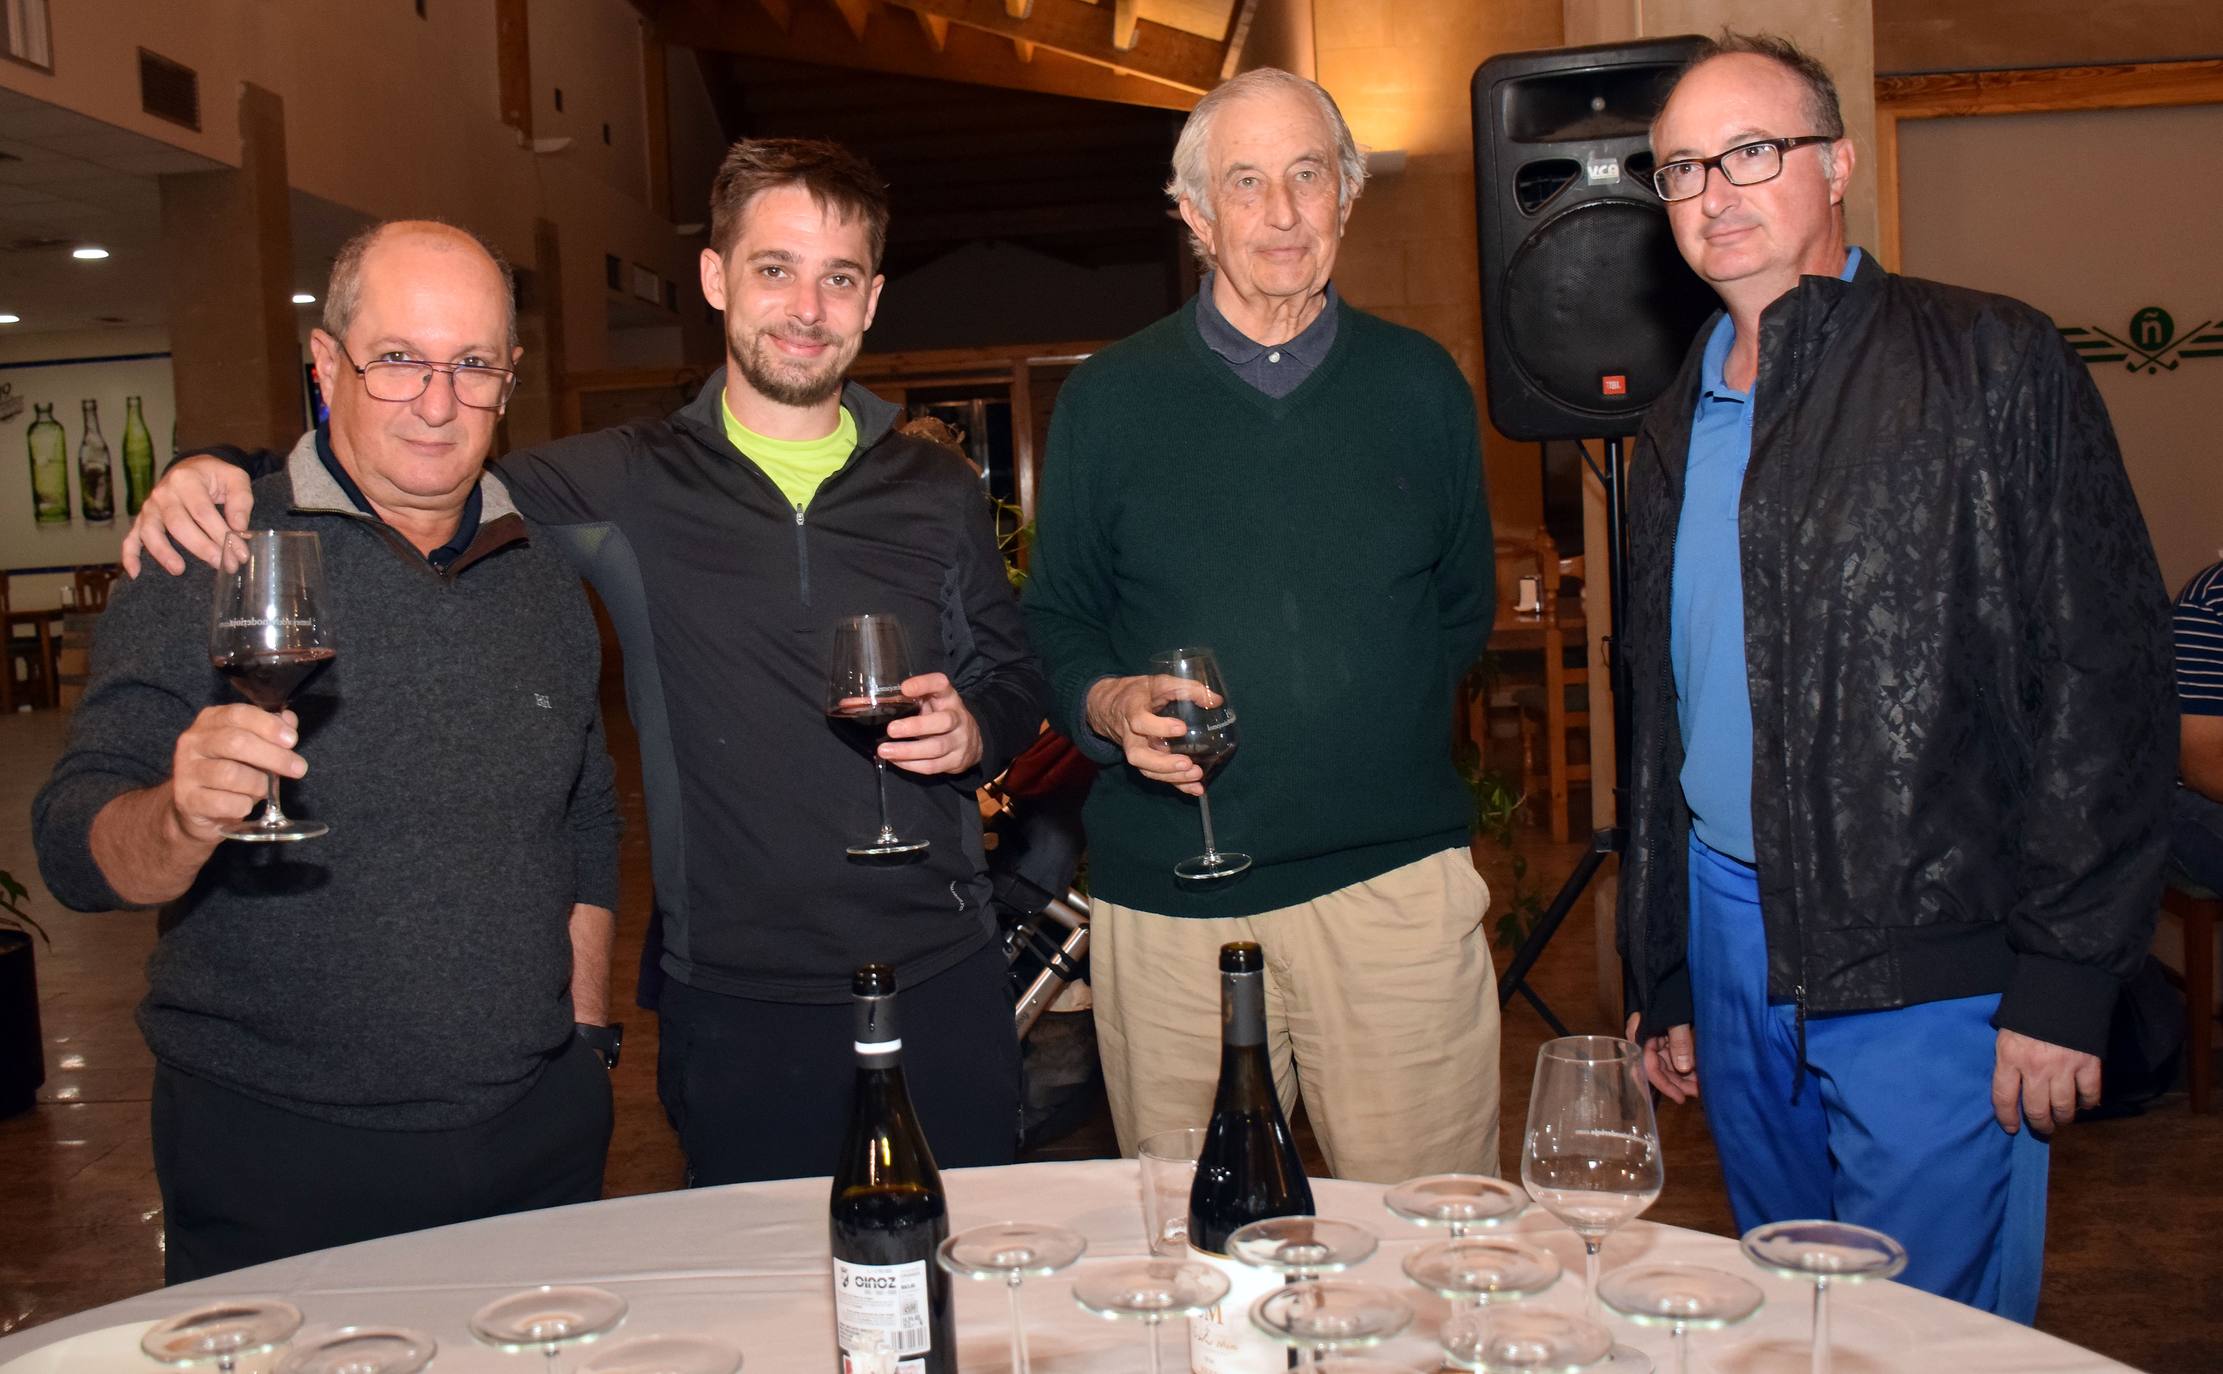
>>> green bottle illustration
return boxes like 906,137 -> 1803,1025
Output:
28,403 -> 68,524
78,398 -> 113,524
123,395 -> 155,515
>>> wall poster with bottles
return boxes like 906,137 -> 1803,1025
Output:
0,351 -> 175,567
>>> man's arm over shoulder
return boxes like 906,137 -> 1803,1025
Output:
1020,382 -> 1126,764
1989,326 -> 2177,1057
494,427 -> 641,529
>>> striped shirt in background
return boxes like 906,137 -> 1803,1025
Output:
2178,558 -> 2223,716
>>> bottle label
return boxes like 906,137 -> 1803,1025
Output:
1186,1244 -> 1291,1373
834,1257 -> 932,1372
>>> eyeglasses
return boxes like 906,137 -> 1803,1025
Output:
332,341 -> 516,411
1651,135 -> 1836,203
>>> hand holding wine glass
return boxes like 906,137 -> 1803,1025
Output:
825,613 -> 930,857
207,529 -> 335,842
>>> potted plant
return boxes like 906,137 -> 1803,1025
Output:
0,868 -> 48,1117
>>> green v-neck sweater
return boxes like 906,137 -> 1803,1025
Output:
1024,296 -> 1495,917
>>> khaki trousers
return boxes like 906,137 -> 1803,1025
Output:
1090,847 -> 1502,1183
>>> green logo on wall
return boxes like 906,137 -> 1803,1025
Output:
2061,308 -> 2223,375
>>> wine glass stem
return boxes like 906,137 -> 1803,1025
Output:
1007,1274 -> 1028,1374
1197,789 -> 1221,860
1582,1237 -> 1603,1321
872,758 -> 897,842
1673,1321 -> 1690,1374
215,1357 -> 236,1374
1147,1316 -> 1165,1374
261,766 -> 286,826
1812,1276 -> 1831,1374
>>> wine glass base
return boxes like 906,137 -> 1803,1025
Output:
848,837 -> 930,856
1174,851 -> 1251,882
219,818 -> 329,843
1601,1342 -> 1655,1371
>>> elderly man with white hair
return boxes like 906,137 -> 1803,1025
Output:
1025,67 -> 1499,1182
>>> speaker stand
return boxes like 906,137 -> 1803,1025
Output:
1497,435 -> 1634,1035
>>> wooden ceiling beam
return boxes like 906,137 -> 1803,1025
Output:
916,10 -> 950,49
755,0 -> 794,29
1219,0 -> 1259,80
1014,37 -> 1035,62
877,0 -> 1221,92
1005,0 -> 1033,16
1111,0 -> 1140,51
827,0 -> 875,42
659,3 -> 1199,110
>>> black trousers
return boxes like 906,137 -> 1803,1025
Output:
151,1039 -> 612,1284
657,940 -> 1021,1185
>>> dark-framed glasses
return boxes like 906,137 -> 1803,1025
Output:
334,341 -> 516,410
1652,134 -> 1836,202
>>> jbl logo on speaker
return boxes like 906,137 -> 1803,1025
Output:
1586,156 -> 1621,184
1600,375 -> 1628,397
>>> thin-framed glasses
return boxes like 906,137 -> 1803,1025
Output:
332,340 -> 517,410
1651,135 -> 1835,202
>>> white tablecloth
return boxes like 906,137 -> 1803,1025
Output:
0,1160 -> 2137,1371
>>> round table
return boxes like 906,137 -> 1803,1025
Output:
0,1159 -> 2135,1371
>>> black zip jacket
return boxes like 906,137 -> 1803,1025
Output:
1617,253 -> 2176,1058
502,376 -> 1047,1002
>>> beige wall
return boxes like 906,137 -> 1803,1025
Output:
0,0 -> 696,377
1314,0 -> 1565,534
1898,104 -> 2223,594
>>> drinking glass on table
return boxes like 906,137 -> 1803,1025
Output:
209,529 -> 334,842
1072,1257 -> 1229,1374
1137,1126 -> 1209,1256
1597,1263 -> 1764,1374
1739,1219 -> 1906,1374
1521,1035 -> 1664,1374
825,613 -> 929,857
469,1284 -> 628,1370
1150,647 -> 1249,881
141,1298 -> 303,1372
275,1326 -> 437,1374
938,1220 -> 1086,1374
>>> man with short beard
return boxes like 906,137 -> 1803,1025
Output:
124,140 -> 1046,1186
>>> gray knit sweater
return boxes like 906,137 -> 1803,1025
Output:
33,437 -> 620,1130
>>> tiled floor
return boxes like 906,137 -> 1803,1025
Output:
1,697 -> 2217,1367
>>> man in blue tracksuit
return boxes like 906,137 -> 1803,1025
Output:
1618,35 -> 2174,1320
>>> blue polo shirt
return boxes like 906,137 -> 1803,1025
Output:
1671,248 -> 1861,863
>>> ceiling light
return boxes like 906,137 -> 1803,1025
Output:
292,292 -> 316,304
0,314 -> 18,324
72,245 -> 110,260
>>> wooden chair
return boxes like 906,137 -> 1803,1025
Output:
1467,536 -> 1553,759
72,563 -> 121,612
2,577 -> 55,713
1514,532 -> 1591,843
2163,879 -> 2217,1113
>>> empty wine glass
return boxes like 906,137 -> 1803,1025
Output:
1402,1236 -> 1562,1312
470,1285 -> 628,1370
275,1327 -> 436,1374
209,529 -> 334,842
1251,1280 -> 1412,1366
1739,1220 -> 1907,1374
1597,1264 -> 1763,1374
1072,1257 -> 1229,1374
1521,1036 -> 1663,1373
938,1221 -> 1085,1374
575,1334 -> 742,1374
1441,1306 -> 1615,1372
142,1299 -> 303,1372
1227,1216 -> 1379,1280
1308,1360 -> 1427,1374
1384,1174 -> 1530,1238
1151,647 -> 1250,881
825,613 -> 929,857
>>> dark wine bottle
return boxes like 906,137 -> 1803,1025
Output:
1186,940 -> 1314,1372
830,965 -> 956,1374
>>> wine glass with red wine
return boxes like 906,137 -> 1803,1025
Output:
1151,647 -> 1250,881
826,612 -> 930,857
209,529 -> 334,842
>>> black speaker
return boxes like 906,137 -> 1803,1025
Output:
1473,38 -> 1719,441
